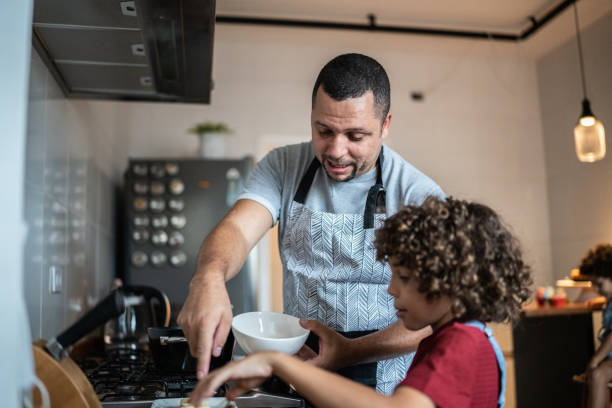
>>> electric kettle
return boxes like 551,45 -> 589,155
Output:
103,285 -> 171,349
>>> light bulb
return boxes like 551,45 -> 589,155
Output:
574,118 -> 606,162
579,116 -> 595,126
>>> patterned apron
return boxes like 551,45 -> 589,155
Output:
280,148 -> 412,394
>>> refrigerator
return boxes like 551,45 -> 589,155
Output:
122,157 -> 256,321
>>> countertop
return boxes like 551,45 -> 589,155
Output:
522,301 -> 603,317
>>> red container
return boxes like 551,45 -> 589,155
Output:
550,296 -> 567,307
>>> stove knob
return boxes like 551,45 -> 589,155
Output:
151,215 -> 168,228
149,198 -> 166,212
131,251 -> 148,267
150,181 -> 165,195
168,198 -> 185,212
150,163 -> 165,178
132,229 -> 150,244
133,197 -> 148,211
133,181 -> 148,195
168,231 -> 184,247
151,230 -> 168,246
150,251 -> 167,267
132,163 -> 148,177
165,162 -> 180,176
133,215 -> 150,228
169,250 -> 187,267
170,214 -> 186,229
168,178 -> 185,195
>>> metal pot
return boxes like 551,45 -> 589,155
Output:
147,326 -> 234,373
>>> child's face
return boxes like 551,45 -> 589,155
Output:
592,276 -> 612,297
387,258 -> 454,332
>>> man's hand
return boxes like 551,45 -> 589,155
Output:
178,276 -> 233,379
177,200 -> 273,379
296,319 -> 354,371
188,352 -> 277,407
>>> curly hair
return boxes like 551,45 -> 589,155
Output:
579,244 -> 612,278
375,196 -> 532,324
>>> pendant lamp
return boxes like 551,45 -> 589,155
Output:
572,2 -> 605,162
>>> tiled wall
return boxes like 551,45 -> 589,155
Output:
23,48 -> 126,340
537,11 -> 612,280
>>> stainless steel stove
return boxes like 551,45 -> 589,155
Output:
77,348 -> 305,408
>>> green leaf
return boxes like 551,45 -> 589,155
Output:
187,121 -> 232,135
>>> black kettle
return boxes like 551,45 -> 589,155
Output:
103,285 -> 171,349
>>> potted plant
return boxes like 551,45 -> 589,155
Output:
187,121 -> 233,158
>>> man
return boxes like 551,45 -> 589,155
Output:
178,53 -> 444,394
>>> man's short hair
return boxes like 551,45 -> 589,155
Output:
312,53 -> 391,123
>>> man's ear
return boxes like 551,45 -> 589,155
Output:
381,112 -> 392,139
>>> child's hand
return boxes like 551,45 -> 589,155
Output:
588,354 -> 605,371
188,352 -> 276,407
297,319 -> 353,371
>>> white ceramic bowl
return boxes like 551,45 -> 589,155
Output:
231,311 -> 309,355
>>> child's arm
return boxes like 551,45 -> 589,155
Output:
189,351 -> 435,408
589,333 -> 612,370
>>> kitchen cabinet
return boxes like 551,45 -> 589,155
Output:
512,303 -> 602,407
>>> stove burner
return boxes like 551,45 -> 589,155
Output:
77,348 -> 305,407
77,348 -> 225,403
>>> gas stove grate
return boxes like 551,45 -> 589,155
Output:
77,348 -> 225,402
76,348 -> 306,407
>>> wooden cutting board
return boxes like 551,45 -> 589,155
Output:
31,343 -> 101,408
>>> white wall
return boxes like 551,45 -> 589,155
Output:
537,11 -> 612,280
1,1 -> 36,406
71,23 -> 554,288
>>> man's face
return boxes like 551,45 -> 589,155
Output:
311,87 -> 390,182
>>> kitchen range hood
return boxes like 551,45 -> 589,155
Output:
32,0 -> 216,103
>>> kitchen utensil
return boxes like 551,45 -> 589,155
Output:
45,290 -> 125,360
33,290 -> 126,408
32,344 -> 97,408
147,326 -> 234,373
231,312 -> 309,355
104,285 -> 171,350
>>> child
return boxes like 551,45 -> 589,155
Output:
580,244 -> 612,408
188,196 -> 532,408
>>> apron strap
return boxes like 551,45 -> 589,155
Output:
293,158 -> 321,204
465,320 -> 506,408
292,148 -> 387,229
363,147 -> 386,229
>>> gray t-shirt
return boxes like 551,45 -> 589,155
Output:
238,142 -> 444,240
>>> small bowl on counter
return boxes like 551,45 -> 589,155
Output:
231,311 -> 309,355
556,279 -> 597,303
